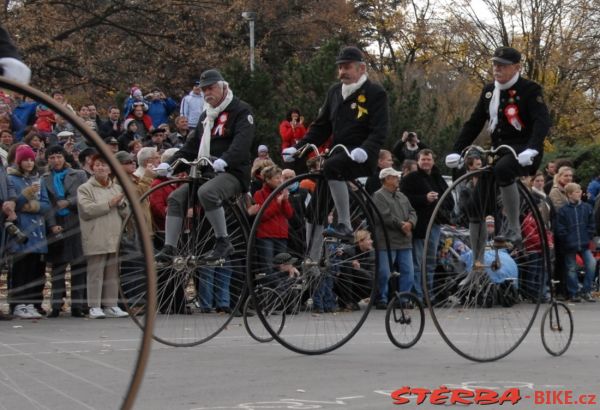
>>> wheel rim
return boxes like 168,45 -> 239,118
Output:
246,173 -> 377,354
541,302 -> 574,356
386,292 -> 425,349
423,169 -> 545,362
118,179 -> 248,347
0,77 -> 156,410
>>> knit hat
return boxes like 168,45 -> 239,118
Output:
131,86 -> 142,98
15,144 -> 36,164
257,144 -> 268,154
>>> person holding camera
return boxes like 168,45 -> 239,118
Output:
6,145 -> 51,319
392,131 -> 427,164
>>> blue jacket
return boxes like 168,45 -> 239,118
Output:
6,168 -> 51,254
557,200 -> 595,252
180,91 -> 205,128
147,98 -> 178,128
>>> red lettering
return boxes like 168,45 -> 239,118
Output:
390,386 -> 411,405
552,390 -> 564,405
474,389 -> 499,405
579,394 -> 587,405
412,388 -> 431,405
564,391 -> 573,405
534,391 -> 545,404
429,386 -> 450,405
588,394 -> 597,405
450,389 -> 475,405
498,388 -> 521,405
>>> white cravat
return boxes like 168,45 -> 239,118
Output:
488,72 -> 520,133
341,74 -> 368,100
198,84 -> 234,159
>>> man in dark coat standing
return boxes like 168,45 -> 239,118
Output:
157,69 -> 254,263
282,46 -> 389,256
445,46 -> 551,251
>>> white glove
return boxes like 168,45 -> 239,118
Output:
445,153 -> 461,169
0,57 -> 31,84
350,148 -> 368,163
213,158 -> 227,172
517,149 -> 538,166
282,147 -> 297,163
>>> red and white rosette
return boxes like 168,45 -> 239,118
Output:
504,104 -> 524,131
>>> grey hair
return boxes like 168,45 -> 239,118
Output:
137,146 -> 157,166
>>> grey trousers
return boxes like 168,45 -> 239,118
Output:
167,172 -> 241,217
86,253 -> 119,308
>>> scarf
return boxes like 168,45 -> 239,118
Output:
487,72 -> 520,133
52,168 -> 70,217
341,74 -> 368,100
198,84 -> 234,159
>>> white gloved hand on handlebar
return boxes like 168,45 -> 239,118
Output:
0,58 -> 31,85
350,148 -> 368,163
282,147 -> 297,163
445,153 -> 462,169
517,149 -> 538,166
213,158 -> 227,172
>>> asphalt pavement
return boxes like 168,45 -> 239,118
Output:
1,302 -> 599,410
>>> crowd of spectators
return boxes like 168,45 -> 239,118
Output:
0,80 -> 598,320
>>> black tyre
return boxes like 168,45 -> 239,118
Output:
118,178 -> 248,347
243,286 -> 286,343
423,168 -> 547,362
246,173 -> 377,354
385,292 -> 425,349
541,302 -> 574,356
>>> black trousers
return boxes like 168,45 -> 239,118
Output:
51,256 -> 87,310
9,253 -> 46,310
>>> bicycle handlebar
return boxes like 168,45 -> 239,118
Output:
170,156 -> 215,171
460,144 -> 519,160
296,143 -> 353,159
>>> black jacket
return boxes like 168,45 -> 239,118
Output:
453,76 -> 551,160
170,97 -> 255,191
298,79 -> 389,170
400,166 -> 453,239
0,26 -> 20,61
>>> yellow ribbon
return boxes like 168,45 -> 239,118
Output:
357,105 -> 368,119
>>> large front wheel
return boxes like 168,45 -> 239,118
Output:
423,169 -> 548,362
118,178 -> 248,347
246,173 -> 378,354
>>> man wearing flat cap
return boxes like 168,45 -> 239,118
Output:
445,46 -> 551,254
282,45 -> 389,247
157,69 -> 254,264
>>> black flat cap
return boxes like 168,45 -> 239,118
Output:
198,69 -> 224,88
492,46 -> 521,65
273,252 -> 298,265
335,46 -> 364,64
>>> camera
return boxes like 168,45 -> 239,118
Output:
4,221 -> 28,244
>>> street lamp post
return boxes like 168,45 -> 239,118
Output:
242,11 -> 257,73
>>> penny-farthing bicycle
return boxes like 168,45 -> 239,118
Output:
423,145 -> 572,362
117,157 -> 249,347
0,77 -> 156,410
246,144 -> 393,354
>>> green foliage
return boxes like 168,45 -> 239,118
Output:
223,60 -> 279,157
544,142 -> 600,188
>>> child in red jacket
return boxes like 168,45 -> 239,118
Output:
250,165 -> 294,275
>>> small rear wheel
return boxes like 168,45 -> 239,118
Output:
243,286 -> 285,343
385,292 -> 425,349
541,302 -> 573,356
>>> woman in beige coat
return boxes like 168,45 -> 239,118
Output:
77,154 -> 129,319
